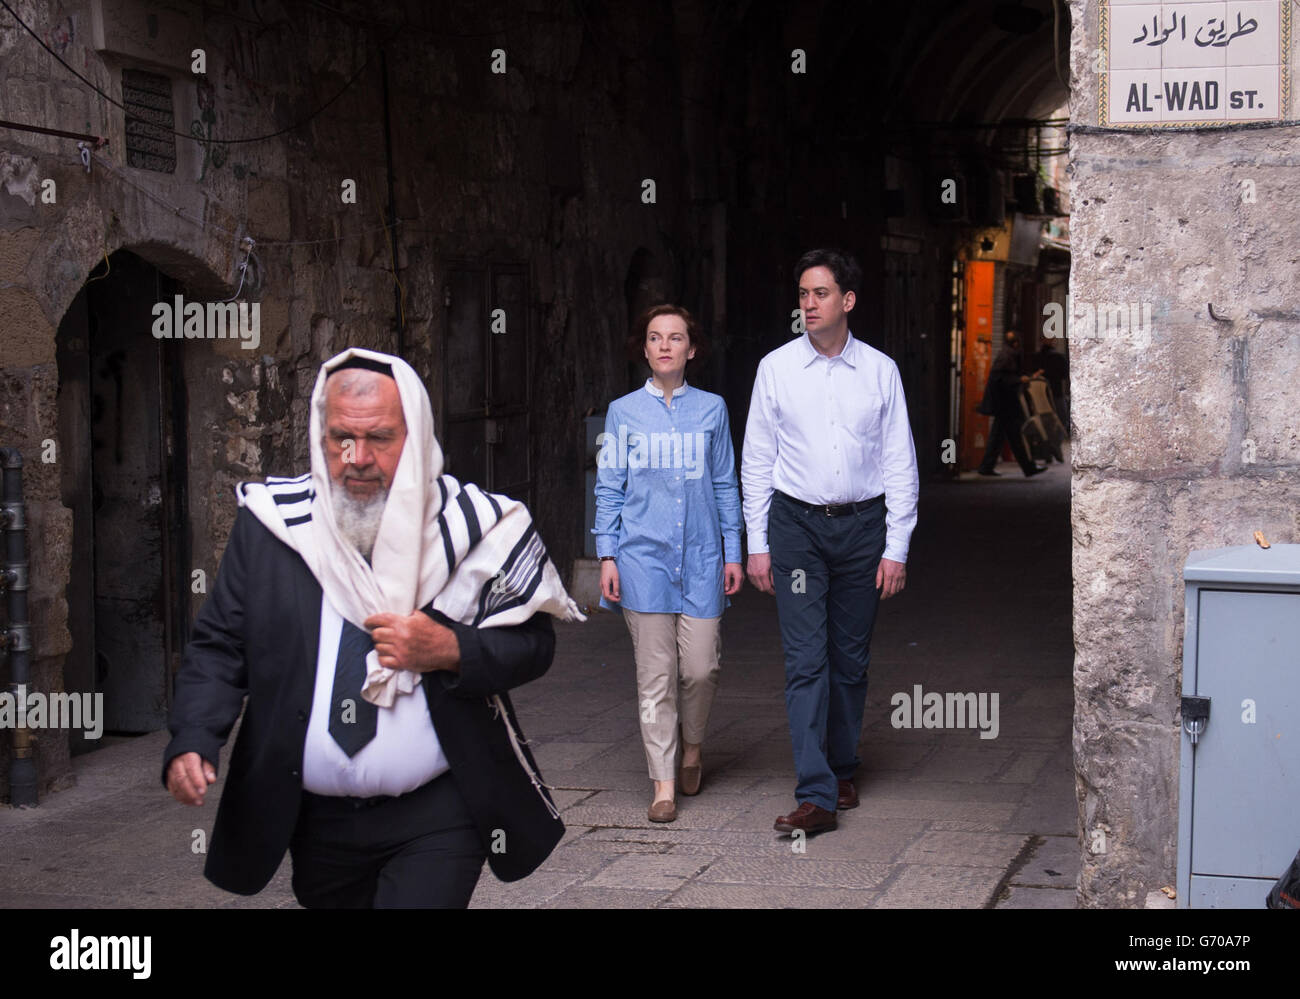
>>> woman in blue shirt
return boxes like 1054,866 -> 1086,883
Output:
593,305 -> 743,823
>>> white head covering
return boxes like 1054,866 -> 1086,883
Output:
238,347 -> 585,708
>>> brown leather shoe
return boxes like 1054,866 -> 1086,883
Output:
679,761 -> 702,796
837,779 -> 859,810
773,801 -> 837,835
648,798 -> 677,823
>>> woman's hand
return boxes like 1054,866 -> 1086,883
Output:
724,562 -> 743,595
600,559 -> 621,602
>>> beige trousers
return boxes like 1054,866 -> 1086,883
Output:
622,609 -> 722,781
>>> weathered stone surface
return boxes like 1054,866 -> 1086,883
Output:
0,288 -> 55,366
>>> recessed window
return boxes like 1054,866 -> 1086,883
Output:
122,69 -> 176,173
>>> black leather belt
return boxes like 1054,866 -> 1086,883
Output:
775,490 -> 884,517
302,790 -> 397,811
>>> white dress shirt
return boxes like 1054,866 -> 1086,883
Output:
302,594 -> 450,797
741,331 -> 919,563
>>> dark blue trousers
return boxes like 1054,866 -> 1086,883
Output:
769,491 -> 886,811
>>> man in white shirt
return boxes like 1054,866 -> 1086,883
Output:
742,249 -> 919,836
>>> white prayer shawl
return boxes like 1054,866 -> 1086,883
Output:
235,346 -> 584,817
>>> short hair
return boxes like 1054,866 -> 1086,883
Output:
317,367 -> 400,435
793,248 -> 862,297
626,304 -> 711,371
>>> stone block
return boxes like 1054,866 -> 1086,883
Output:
0,288 -> 54,367
1068,323 -> 1233,473
585,853 -> 714,889
874,864 -> 1005,908
246,178 -> 290,241
1243,322 -> 1300,466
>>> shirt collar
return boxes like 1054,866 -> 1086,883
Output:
644,378 -> 689,398
799,331 -> 858,367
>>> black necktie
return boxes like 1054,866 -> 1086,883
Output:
328,619 -> 378,756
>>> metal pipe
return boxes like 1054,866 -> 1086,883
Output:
0,447 -> 36,806
0,117 -> 108,147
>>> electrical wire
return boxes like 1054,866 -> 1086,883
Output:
377,207 -> 406,328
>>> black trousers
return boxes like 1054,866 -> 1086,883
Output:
978,411 -> 1036,475
289,770 -> 487,908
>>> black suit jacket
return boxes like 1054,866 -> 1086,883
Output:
161,507 -> 564,895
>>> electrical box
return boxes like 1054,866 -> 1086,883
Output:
1177,544 -> 1300,908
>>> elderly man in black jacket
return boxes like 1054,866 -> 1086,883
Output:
163,347 -> 581,908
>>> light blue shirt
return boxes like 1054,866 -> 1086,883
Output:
593,380 -> 742,617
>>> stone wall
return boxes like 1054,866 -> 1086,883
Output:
1068,0 -> 1300,905
0,0 -> 709,798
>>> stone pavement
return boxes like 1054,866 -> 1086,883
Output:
0,454 -> 1077,908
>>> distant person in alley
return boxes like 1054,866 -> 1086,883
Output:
163,347 -> 584,908
594,305 -> 743,823
742,249 -> 919,837
976,329 -> 1045,477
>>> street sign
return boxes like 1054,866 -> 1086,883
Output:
1100,1 -> 1291,127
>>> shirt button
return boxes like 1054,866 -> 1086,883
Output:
677,498 -> 682,504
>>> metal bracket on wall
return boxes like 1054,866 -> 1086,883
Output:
1181,695 -> 1211,745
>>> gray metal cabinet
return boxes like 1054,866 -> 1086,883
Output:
1178,545 -> 1300,908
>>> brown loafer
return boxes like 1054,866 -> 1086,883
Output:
773,801 -> 837,835
679,761 -> 702,796
837,779 -> 859,810
648,798 -> 677,823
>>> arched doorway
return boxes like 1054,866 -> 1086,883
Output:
55,250 -> 193,750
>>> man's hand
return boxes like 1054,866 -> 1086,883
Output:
724,562 -> 743,595
746,552 -> 774,595
364,611 -> 460,673
167,752 -> 216,806
600,560 -> 620,602
877,558 -> 906,599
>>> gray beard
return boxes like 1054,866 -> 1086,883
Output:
330,477 -> 389,563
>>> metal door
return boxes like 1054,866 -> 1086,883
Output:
442,263 -> 532,505
1187,588 -> 1300,904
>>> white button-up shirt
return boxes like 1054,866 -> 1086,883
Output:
302,594 -> 450,797
741,331 -> 918,563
